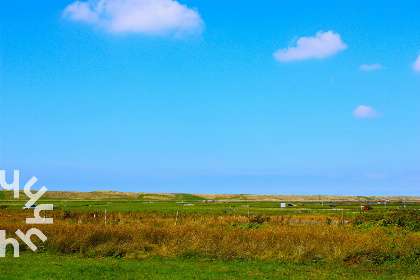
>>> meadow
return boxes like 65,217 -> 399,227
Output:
1,191 -> 420,279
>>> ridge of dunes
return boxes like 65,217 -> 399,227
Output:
1,190 -> 418,202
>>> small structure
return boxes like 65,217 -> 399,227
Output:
280,203 -> 286,211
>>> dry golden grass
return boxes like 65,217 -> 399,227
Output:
195,194 -> 242,200
1,190 -> 419,202
43,191 -> 140,200
1,209 -> 419,264
194,193 -> 420,202
141,194 -> 176,200
1,190 -> 139,200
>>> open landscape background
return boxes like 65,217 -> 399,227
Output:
1,190 -> 420,278
2,0 -> 420,278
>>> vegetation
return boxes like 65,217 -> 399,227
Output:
1,253 -> 420,279
0,191 -> 419,278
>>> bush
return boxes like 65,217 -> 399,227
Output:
353,209 -> 420,231
250,214 -> 270,224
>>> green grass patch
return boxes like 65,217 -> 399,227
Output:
1,253 -> 419,279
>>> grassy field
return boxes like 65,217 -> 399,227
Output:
2,190 -> 419,213
1,190 -> 420,279
1,253 -> 420,279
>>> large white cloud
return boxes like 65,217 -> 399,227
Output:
413,54 -> 420,71
359,63 -> 383,71
63,0 -> 204,35
273,31 -> 347,62
352,105 -> 382,119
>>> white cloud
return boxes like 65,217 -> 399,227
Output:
63,0 -> 204,35
359,63 -> 383,71
352,105 -> 382,119
413,54 -> 420,71
273,31 -> 347,62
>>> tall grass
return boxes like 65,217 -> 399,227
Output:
1,209 -> 419,264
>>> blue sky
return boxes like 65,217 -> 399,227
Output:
1,0 -> 420,195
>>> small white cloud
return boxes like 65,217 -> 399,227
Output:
359,63 -> 383,71
273,31 -> 347,62
63,0 -> 204,36
352,105 -> 382,119
413,54 -> 420,71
